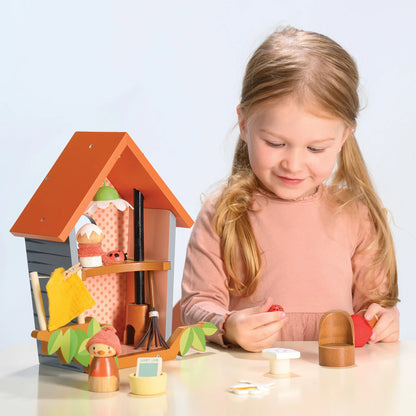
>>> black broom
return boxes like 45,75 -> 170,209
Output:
133,189 -> 168,350
134,271 -> 169,350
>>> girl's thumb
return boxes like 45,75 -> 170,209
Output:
256,297 -> 274,313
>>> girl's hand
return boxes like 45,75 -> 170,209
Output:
223,297 -> 288,352
365,303 -> 400,343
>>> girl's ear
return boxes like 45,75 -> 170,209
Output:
339,125 -> 354,151
237,105 -> 247,141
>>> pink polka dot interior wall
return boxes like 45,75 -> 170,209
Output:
84,180 -> 130,340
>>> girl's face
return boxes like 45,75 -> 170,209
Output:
239,97 -> 352,200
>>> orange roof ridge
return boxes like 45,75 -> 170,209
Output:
11,132 -> 193,242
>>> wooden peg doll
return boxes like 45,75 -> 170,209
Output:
86,326 -> 122,392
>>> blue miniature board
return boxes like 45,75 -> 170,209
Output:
136,357 -> 162,377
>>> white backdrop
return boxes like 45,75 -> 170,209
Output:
1,1 -> 415,349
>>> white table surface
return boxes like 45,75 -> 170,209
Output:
0,341 -> 415,415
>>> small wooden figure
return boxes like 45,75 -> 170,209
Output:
318,310 -> 355,367
76,224 -> 104,267
86,326 -> 122,392
102,250 -> 127,265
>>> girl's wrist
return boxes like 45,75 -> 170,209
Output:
223,311 -> 237,346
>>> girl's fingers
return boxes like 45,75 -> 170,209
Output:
364,303 -> 384,321
370,326 -> 399,343
249,329 -> 281,352
242,297 -> 285,329
380,329 -> 400,343
244,297 -> 275,318
368,306 -> 400,343
247,317 -> 288,351
244,297 -> 274,316
245,310 -> 286,329
369,322 -> 388,343
259,297 -> 275,313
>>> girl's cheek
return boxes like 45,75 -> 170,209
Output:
312,154 -> 338,174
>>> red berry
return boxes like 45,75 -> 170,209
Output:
268,304 -> 284,312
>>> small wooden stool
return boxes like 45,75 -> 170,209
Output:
318,310 -> 355,367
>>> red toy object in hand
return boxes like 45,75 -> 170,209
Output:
351,314 -> 373,347
268,304 -> 284,312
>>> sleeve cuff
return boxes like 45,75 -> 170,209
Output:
207,311 -> 236,348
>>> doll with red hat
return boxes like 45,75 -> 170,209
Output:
86,326 -> 122,392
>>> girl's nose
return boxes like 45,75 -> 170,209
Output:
281,149 -> 303,172
98,350 -> 105,355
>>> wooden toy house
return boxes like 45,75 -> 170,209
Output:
11,131 -> 194,371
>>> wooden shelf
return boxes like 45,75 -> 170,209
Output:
81,260 -> 170,280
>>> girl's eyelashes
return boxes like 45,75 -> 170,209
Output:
264,140 -> 326,153
307,146 -> 325,153
265,140 -> 285,148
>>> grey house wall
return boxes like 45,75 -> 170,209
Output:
26,230 -> 85,372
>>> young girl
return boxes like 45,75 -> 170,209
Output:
181,26 -> 399,352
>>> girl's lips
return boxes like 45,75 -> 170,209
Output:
278,176 -> 304,185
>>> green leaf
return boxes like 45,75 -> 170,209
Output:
179,327 -> 194,356
202,322 -> 218,336
78,337 -> 89,354
68,330 -> 80,363
74,331 -> 92,367
114,357 -> 119,368
47,330 -> 63,355
74,348 -> 91,367
75,328 -> 89,345
60,330 -> 71,363
191,327 -> 206,352
87,318 -> 101,337
61,329 -> 78,363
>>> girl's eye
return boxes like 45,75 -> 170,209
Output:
308,146 -> 325,153
266,141 -> 284,148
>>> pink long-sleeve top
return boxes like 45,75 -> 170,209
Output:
181,185 -> 386,346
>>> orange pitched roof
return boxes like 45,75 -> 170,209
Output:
11,132 -> 194,242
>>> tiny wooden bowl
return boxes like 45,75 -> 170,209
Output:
129,372 -> 167,395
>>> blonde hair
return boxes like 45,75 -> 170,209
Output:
212,27 -> 398,307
